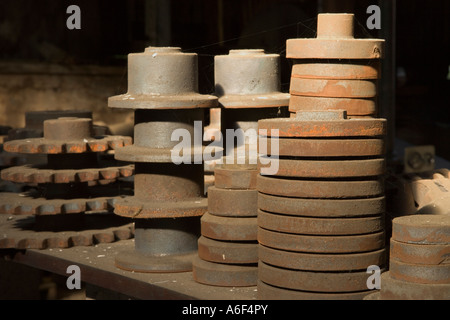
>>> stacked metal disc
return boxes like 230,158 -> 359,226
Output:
0,117 -> 135,249
374,215 -> 449,300
108,46 -> 218,272
192,49 -> 288,286
286,13 -> 384,118
256,110 -> 388,299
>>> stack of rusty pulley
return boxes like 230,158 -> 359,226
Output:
0,116 -> 134,249
192,49 -> 289,286
286,13 -> 384,118
366,215 -> 450,300
108,46 -> 218,272
256,110 -> 388,299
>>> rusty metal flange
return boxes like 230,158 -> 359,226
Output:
258,193 -> 385,217
108,47 -> 217,110
389,259 -> 450,284
257,210 -> 384,235
192,255 -> 257,287
113,196 -> 207,219
207,186 -> 257,217
1,164 -> 134,184
258,227 -> 385,253
289,96 -> 376,116
257,280 -> 374,300
257,175 -> 384,198
291,62 -> 380,80
215,49 -> 289,109
198,236 -> 258,264
259,261 -> 382,293
0,214 -> 134,250
259,137 -> 385,157
0,192 -> 124,215
201,212 -> 257,241
392,214 -> 450,245
390,239 -> 450,265
290,78 -> 377,98
213,166 -> 258,189
378,271 -> 450,300
259,158 -> 386,178
286,14 -> 384,60
258,116 -> 386,138
259,244 -> 386,271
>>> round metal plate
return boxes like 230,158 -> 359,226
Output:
198,236 -> 258,264
258,227 -> 385,253
257,210 -> 384,235
218,93 -> 290,109
389,259 -> 450,284
201,212 -> 257,241
257,280 -> 373,300
392,214 -> 450,245
192,256 -> 257,287
259,244 -> 386,271
290,78 -> 377,98
259,261 -> 380,292
289,96 -> 376,116
258,193 -> 385,217
214,166 -> 258,189
259,137 -> 385,157
256,175 -> 384,198
379,271 -> 450,300
258,117 -> 386,138
207,187 -> 257,217
390,239 -> 450,265
291,62 -> 379,80
259,158 -> 385,178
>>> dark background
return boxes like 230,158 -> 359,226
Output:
0,0 -> 449,160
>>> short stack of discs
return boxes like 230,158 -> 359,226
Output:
286,13 -> 384,118
192,165 -> 259,287
373,215 -> 450,300
257,110 -> 388,299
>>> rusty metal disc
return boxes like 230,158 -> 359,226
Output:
218,93 -> 290,109
0,214 -> 134,250
289,96 -> 376,116
214,166 -> 258,189
258,193 -> 385,217
258,117 -> 386,138
257,280 -> 373,300
207,186 -> 257,217
389,259 -> 450,284
192,255 -> 257,287
290,78 -> 377,98
259,158 -> 386,178
201,212 -> 257,241
0,192 -> 123,215
258,227 -> 385,253
390,239 -> 450,265
259,244 -> 386,271
197,236 -> 258,264
114,145 -> 205,163
1,164 -> 134,184
113,196 -> 207,219
259,261 -> 379,292
392,214 -> 450,245
259,137 -> 385,157
291,62 -> 380,80
257,210 -> 384,235
256,175 -> 384,198
379,271 -> 450,300
3,135 -> 132,154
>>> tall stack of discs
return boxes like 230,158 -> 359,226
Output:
108,47 -> 218,272
374,215 -> 450,300
257,110 -> 388,299
192,49 -> 289,286
287,13 -> 384,119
